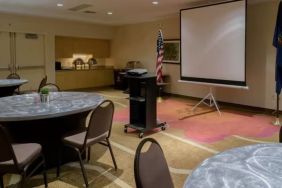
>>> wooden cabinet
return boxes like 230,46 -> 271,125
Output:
55,37 -> 74,58
55,36 -> 110,59
55,68 -> 114,90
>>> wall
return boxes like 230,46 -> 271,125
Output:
111,1 -> 280,109
0,13 -> 115,83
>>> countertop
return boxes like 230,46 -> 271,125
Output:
56,65 -> 114,72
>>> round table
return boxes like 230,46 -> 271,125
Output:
0,79 -> 28,97
184,144 -> 282,188
0,92 -> 104,168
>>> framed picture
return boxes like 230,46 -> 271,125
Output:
163,39 -> 180,64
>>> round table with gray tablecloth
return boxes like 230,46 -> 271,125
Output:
0,79 -> 28,97
184,143 -> 282,188
0,92 -> 104,168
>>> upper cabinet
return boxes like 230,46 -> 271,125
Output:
55,36 -> 74,58
55,36 -> 110,59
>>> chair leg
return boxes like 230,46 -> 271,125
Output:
42,155 -> 48,188
0,175 -> 4,188
20,172 -> 26,188
76,149 -> 89,187
57,145 -> 62,178
87,147 -> 91,162
106,138 -> 117,170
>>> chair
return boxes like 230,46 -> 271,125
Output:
6,73 -> 20,80
134,138 -> 174,188
40,83 -> 61,92
57,100 -> 117,187
0,125 -> 48,188
37,76 -> 47,92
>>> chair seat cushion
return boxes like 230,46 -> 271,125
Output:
0,143 -> 41,169
63,131 -> 108,149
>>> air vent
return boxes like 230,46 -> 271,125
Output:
68,4 -> 92,11
84,10 -> 96,14
25,33 -> 38,39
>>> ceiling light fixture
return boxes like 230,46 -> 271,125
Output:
107,12 -> 113,15
152,1 -> 159,5
57,3 -> 63,7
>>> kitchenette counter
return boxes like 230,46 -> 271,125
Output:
56,65 -> 114,72
56,66 -> 114,90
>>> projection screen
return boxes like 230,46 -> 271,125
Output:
180,0 -> 246,87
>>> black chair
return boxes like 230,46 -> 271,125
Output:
37,76 -> 47,92
6,73 -> 20,80
57,100 -> 117,187
40,83 -> 61,92
134,138 -> 174,188
0,125 -> 48,188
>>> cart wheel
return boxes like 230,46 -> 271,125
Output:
139,132 -> 144,138
124,127 -> 128,133
161,126 -> 166,131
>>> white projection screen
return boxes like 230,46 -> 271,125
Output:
180,0 -> 246,87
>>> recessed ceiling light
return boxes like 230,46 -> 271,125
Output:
57,3 -> 63,7
107,12 -> 113,15
152,1 -> 159,5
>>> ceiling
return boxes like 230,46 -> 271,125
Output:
0,0 -> 273,26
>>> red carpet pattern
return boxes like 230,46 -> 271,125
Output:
114,98 -> 279,143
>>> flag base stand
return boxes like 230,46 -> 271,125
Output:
191,87 -> 221,116
157,96 -> 163,103
272,94 -> 281,126
272,118 -> 281,126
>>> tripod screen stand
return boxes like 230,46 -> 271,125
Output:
191,87 -> 221,116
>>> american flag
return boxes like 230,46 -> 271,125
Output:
156,30 -> 164,83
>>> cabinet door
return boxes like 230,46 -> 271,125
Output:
73,37 -> 91,54
56,36 -> 110,58
91,39 -> 110,58
55,36 -> 74,58
0,31 -> 11,78
16,33 -> 46,91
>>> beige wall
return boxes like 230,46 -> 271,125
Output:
0,13 -> 115,83
111,1 -> 280,109
0,2 -> 278,108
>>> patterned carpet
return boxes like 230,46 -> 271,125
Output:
4,88 -> 280,188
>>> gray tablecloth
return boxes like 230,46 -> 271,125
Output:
184,143 -> 282,188
0,92 -> 104,121
0,79 -> 28,87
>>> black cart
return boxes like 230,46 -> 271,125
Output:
124,73 -> 166,138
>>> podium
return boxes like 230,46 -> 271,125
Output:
124,73 -> 166,138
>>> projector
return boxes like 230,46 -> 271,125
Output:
126,69 -> 148,76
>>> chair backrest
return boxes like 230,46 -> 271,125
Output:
40,83 -> 61,92
6,73 -> 20,79
85,100 -> 114,144
0,126 -> 18,167
38,75 -> 47,92
134,138 -> 174,188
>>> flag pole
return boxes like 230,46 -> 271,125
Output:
156,29 -> 164,103
272,1 -> 282,126
273,94 -> 281,126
